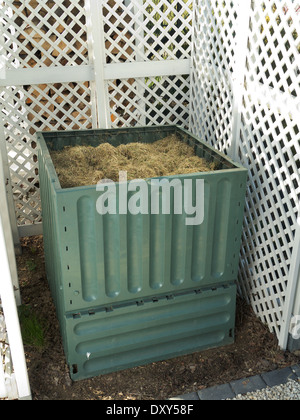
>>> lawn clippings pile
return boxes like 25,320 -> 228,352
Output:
50,135 -> 217,188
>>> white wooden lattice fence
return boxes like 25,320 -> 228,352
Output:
0,116 -> 31,400
0,0 -> 192,233
189,0 -> 300,348
0,0 -> 299,373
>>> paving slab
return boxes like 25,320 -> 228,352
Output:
170,392 -> 200,401
172,364 -> 300,401
291,364 -> 300,379
230,375 -> 266,396
197,383 -> 235,400
261,367 -> 297,387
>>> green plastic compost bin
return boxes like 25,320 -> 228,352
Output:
37,125 -> 247,380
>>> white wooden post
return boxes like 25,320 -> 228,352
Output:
0,133 -> 21,257
279,222 -> 300,350
85,0 -> 111,129
132,0 -> 146,126
0,342 -> 7,399
0,161 -> 31,399
0,118 -> 21,305
0,221 -> 31,399
0,12 -> 21,256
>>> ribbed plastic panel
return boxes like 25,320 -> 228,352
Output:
37,126 -> 247,313
63,284 -> 236,381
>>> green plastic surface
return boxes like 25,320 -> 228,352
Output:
38,125 -> 247,313
37,125 -> 247,379
63,284 -> 237,381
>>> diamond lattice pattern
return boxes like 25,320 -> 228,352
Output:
0,0 -> 192,224
103,0 -> 193,63
107,75 -> 190,128
189,0 -> 238,154
190,0 -> 300,338
0,0 -> 88,69
237,0 -> 300,337
247,1 -> 300,104
0,82 -> 93,224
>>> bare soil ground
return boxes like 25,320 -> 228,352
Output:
16,236 -> 300,401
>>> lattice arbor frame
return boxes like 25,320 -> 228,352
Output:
0,0 -> 94,229
0,0 -> 193,230
238,0 -> 300,346
0,0 -> 299,348
190,0 -> 300,345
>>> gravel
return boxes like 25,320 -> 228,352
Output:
229,379 -> 300,400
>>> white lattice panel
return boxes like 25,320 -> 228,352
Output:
108,74 -> 190,128
237,0 -> 300,338
103,0 -> 193,63
0,0 -> 192,225
247,1 -> 300,107
190,0 -> 300,339
0,82 -> 93,225
0,312 -> 14,400
189,0 -> 238,153
238,104 -> 300,336
0,0 -> 92,225
0,0 -> 88,69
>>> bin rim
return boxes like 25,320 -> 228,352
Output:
36,125 -> 247,192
